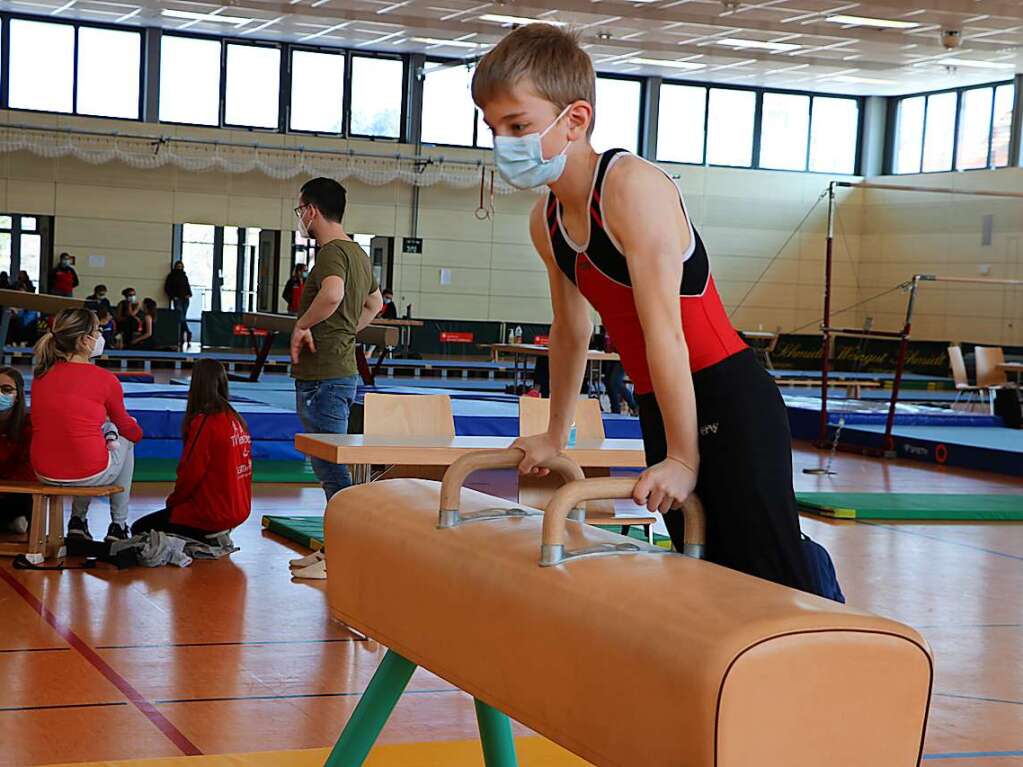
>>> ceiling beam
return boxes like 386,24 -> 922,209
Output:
850,0 -> 1023,22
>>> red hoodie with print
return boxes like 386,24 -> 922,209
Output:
167,411 -> 252,532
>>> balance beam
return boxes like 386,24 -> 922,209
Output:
236,313 -> 399,384
323,449 -> 933,767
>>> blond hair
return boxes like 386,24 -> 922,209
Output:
34,308 -> 98,378
472,24 -> 596,136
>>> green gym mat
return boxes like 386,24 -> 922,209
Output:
135,459 -> 317,484
796,492 -> 1023,521
262,515 -> 326,550
261,514 -> 673,553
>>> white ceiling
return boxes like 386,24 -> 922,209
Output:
4,0 -> 1022,95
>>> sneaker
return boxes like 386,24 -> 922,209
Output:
289,550 -> 325,570
7,516 -> 28,535
104,523 -> 130,543
291,558 -> 327,581
67,516 -> 93,541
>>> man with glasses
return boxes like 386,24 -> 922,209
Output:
288,178 -> 383,581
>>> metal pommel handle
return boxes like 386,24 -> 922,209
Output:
540,479 -> 707,566
438,448 -> 585,528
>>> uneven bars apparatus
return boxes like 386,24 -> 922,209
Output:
819,180 -> 1023,456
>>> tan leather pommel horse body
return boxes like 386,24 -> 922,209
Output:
323,450 -> 933,767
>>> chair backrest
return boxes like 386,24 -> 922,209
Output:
519,397 -> 605,440
947,346 -> 970,388
975,346 -> 1008,388
364,394 -> 455,437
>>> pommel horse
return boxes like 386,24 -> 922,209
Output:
323,448 -> 932,766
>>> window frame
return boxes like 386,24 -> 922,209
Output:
347,51 -> 408,142
655,81 -> 709,165
420,57 -> 489,149
157,30 -> 226,129
286,44 -> 349,137
890,79 -> 1015,174
221,38 -> 285,132
1,12 -> 145,121
592,72 -> 647,156
659,76 -> 863,175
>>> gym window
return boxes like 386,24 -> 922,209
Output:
290,49 -> 346,134
592,76 -> 643,155
224,43 -> 282,130
892,81 -> 1016,174
159,34 -> 222,126
421,62 -> 483,148
349,55 -> 404,139
6,18 -> 142,120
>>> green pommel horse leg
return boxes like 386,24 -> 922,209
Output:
323,649 -> 519,767
475,698 -> 519,767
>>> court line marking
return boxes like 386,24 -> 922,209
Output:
0,568 -> 203,756
859,522 -> 1023,563
935,692 -> 1023,707
924,750 -> 1023,760
0,646 -> 71,653
0,701 -> 128,713
96,637 -> 365,650
155,689 -> 462,705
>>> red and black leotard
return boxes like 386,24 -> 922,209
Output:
545,148 -> 746,393
546,148 -> 813,594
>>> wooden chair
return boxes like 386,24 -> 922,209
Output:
975,346 -> 1011,389
518,397 -> 657,542
948,345 -> 989,409
363,394 -> 455,481
0,483 -> 122,564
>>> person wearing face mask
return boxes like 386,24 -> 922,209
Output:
0,366 -> 34,535
86,284 -> 112,315
49,253 -> 80,298
116,287 -> 142,348
282,263 -> 307,315
377,289 -> 398,320
288,178 -> 383,581
164,261 -> 193,347
30,309 -> 143,541
472,26 -> 813,594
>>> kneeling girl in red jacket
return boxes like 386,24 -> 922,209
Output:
132,359 -> 252,540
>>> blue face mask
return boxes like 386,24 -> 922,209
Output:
0,393 -> 15,412
493,105 -> 572,190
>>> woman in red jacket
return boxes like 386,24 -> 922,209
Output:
0,367 -> 33,534
131,359 -> 252,541
32,309 -> 143,542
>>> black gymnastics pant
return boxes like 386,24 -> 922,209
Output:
637,348 -> 812,593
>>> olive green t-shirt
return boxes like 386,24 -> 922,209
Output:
292,239 -> 379,381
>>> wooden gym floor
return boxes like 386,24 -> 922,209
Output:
2,443 -> 1022,767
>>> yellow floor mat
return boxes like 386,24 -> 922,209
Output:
43,736 -> 591,767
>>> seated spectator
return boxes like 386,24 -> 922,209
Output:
16,271 -> 35,293
0,272 -> 10,290
0,367 -> 33,534
378,289 -> 398,320
86,285 -> 112,314
31,308 -> 143,541
132,359 -> 251,541
130,298 -> 158,350
116,287 -> 142,348
96,308 -> 115,350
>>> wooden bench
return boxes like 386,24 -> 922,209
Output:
775,378 -> 883,399
0,482 -> 122,564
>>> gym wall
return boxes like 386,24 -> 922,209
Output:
858,168 -> 1023,347
1,112 -> 864,336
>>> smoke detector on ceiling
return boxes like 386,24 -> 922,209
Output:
597,31 -> 612,41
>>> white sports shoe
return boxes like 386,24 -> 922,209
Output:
289,549 -> 325,569
291,558 -> 327,581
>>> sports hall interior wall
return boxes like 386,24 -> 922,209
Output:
1,110 -> 1017,347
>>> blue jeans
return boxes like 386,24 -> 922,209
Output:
295,376 -> 358,501
172,298 -> 190,342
